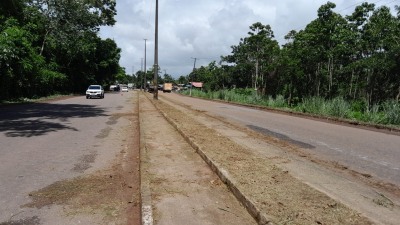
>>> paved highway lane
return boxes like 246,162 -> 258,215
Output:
0,91 -> 135,224
162,93 -> 400,187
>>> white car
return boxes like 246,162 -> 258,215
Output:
86,85 -> 104,99
110,85 -> 117,91
121,86 -> 128,92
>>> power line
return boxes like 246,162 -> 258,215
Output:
337,0 -> 386,13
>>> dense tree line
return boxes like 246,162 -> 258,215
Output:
191,2 -> 400,107
0,0 -> 121,101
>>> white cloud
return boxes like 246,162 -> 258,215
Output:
99,0 -> 397,78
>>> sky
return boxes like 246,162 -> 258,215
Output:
99,0 -> 399,78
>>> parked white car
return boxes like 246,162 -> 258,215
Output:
121,86 -> 128,92
86,85 -> 104,99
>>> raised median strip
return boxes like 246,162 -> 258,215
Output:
146,93 -> 372,225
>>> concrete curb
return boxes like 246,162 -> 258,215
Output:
139,95 -> 153,225
150,97 -> 273,225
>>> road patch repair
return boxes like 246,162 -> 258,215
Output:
140,92 -> 375,225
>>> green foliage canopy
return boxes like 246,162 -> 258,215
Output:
0,0 -> 121,101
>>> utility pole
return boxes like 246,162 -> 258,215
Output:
144,39 -> 147,91
132,66 -> 134,86
192,57 -> 197,71
190,57 -> 197,96
153,0 -> 159,99
141,58 -> 143,91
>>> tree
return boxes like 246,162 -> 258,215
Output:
223,22 -> 279,95
177,75 -> 187,84
36,0 -> 117,90
0,0 -> 119,100
0,18 -> 50,100
0,0 -> 25,22
163,73 -> 175,83
211,2 -> 400,106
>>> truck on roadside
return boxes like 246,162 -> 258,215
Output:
162,83 -> 173,93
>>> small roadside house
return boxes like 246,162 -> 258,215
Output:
190,82 -> 203,90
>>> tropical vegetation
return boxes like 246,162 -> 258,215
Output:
0,0 -> 122,101
182,2 -> 400,126
2,1 -> 400,126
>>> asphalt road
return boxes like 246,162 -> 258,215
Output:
0,91 -> 133,224
162,93 -> 400,187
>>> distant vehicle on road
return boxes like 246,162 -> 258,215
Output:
121,86 -> 128,92
86,85 -> 104,99
163,83 -> 172,93
109,85 -> 117,91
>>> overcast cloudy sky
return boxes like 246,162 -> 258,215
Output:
99,0 -> 398,78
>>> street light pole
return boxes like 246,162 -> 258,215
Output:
141,58 -> 143,91
153,0 -> 159,99
143,39 -> 147,91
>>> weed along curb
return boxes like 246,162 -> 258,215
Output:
147,95 -> 273,225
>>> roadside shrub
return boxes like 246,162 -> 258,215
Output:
268,95 -> 286,108
362,104 -> 386,124
297,97 -> 325,114
326,97 -> 351,118
246,92 -> 263,104
296,97 -> 350,118
217,90 -> 225,100
180,90 -> 399,127
349,111 -> 363,121
351,99 -> 368,113
382,100 -> 400,125
234,88 -> 254,96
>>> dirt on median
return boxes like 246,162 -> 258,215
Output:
146,93 -> 373,225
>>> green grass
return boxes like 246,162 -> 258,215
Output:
181,89 -> 400,127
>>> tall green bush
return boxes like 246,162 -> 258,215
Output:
327,97 -> 351,118
382,100 -> 400,125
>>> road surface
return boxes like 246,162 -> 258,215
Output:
0,91 -> 140,224
161,92 -> 400,187
154,92 -> 400,224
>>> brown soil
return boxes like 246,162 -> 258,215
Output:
139,93 -> 257,225
22,96 -> 141,225
148,94 -> 373,225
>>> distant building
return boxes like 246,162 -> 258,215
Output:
190,82 -> 203,89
